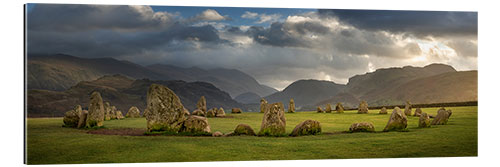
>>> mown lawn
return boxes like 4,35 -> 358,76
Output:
26,106 -> 477,164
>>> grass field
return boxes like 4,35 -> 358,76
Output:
26,106 -> 477,164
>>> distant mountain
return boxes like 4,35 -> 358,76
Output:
27,54 -> 277,98
28,54 -> 165,91
234,92 -> 261,104
27,74 -> 241,117
315,64 -> 476,108
264,79 -> 346,108
147,64 -> 278,97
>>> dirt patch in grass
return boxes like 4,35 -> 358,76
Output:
87,128 -> 146,136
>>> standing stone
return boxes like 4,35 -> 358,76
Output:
419,112 -> 431,128
431,108 -> 453,125
179,115 -> 211,133
86,91 -> 105,128
383,107 -> 408,132
316,106 -> 325,113
260,98 -> 268,113
349,122 -> 375,133
206,108 -> 216,117
104,102 -> 112,121
259,102 -> 286,136
231,108 -> 243,114
77,110 -> 88,129
336,103 -> 344,113
414,108 -> 423,117
290,120 -> 321,136
216,107 -> 226,117
404,101 -> 412,116
288,98 -> 295,113
192,109 -> 206,117
358,101 -> 369,114
63,105 -> 82,128
116,111 -> 124,119
126,106 -> 141,118
144,84 -> 187,132
379,107 -> 388,114
196,96 -> 207,113
325,103 -> 332,113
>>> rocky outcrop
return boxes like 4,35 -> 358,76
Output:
290,120 -> 321,136
259,102 -> 286,136
349,122 -> 375,133
383,107 -> 408,132
86,91 -> 105,128
358,101 -> 369,114
144,84 -> 187,132
431,108 -> 452,125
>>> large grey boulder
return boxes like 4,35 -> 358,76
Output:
144,84 -> 188,132
259,102 -> 286,136
358,101 -> 369,114
383,107 -> 408,132
290,120 -> 321,136
86,91 -> 105,128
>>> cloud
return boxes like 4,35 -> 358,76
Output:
28,4 -> 177,32
192,9 -> 231,21
318,9 -> 477,38
241,11 -> 281,24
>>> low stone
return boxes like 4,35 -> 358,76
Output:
232,108 -> 243,114
192,109 -> 206,117
290,120 -> 321,136
179,115 -> 211,133
259,102 -> 286,136
414,108 -> 423,117
206,108 -> 216,117
325,103 -> 332,113
358,101 -> 369,114
215,107 -> 226,117
63,105 -> 82,128
349,122 -> 375,133
234,123 -> 256,136
383,107 -> 408,132
379,107 -> 388,114
317,106 -> 325,113
419,112 -> 431,128
212,131 -> 223,137
126,106 -> 141,118
336,103 -> 344,113
431,108 -> 452,125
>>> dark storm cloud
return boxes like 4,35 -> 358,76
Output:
318,9 -> 477,38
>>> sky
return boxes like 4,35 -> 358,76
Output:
26,4 -> 478,90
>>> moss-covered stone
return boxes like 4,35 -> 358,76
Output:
261,98 -> 268,113
215,107 -> 225,117
316,106 -> 324,113
86,91 -> 105,128
358,101 -> 369,114
126,106 -> 141,118
290,120 -> 321,136
431,107 -> 452,125
404,100 -> 412,116
288,98 -> 295,113
258,102 -> 286,136
383,107 -> 408,132
206,108 -> 216,117
63,105 -> 82,128
196,96 -> 207,113
349,122 -> 375,133
379,107 -> 388,114
179,115 -> 211,133
419,112 -> 431,128
336,103 -> 344,113
325,103 -> 332,113
233,124 -> 256,136
144,84 -> 187,132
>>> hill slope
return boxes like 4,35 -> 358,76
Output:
28,75 -> 241,117
264,79 -> 346,108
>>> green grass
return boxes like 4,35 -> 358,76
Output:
26,106 -> 477,164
